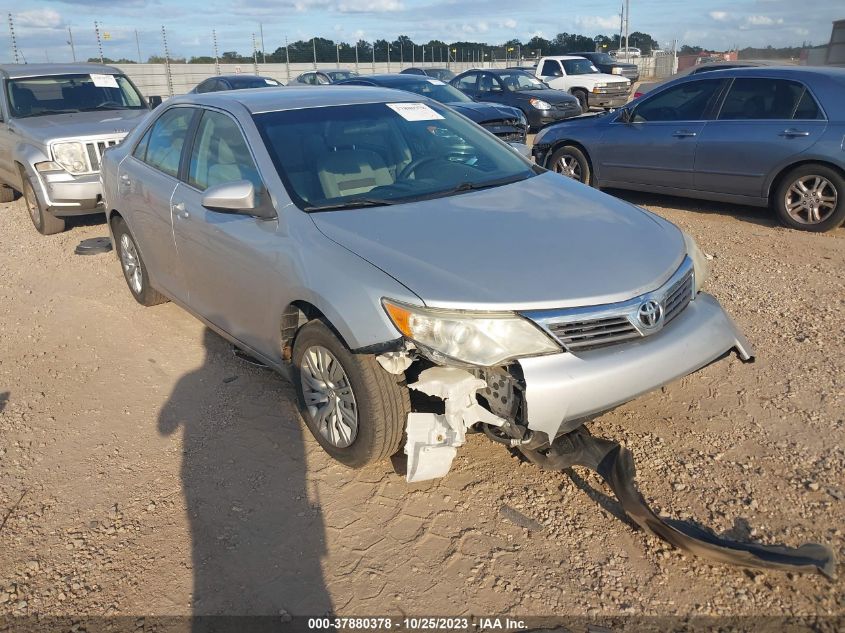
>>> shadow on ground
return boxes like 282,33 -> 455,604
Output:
157,328 -> 333,618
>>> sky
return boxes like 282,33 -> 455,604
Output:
2,0 -> 840,64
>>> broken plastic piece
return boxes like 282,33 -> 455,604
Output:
404,367 -> 506,483
376,351 -> 414,374
521,428 -> 836,578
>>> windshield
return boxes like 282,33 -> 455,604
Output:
561,59 -> 599,75
7,73 -> 146,118
328,71 -> 358,81
254,101 -> 535,212
496,71 -> 547,91
390,79 -> 472,103
426,68 -> 456,81
589,53 -> 615,64
229,77 -> 280,89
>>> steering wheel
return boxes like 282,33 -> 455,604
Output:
398,154 -> 475,180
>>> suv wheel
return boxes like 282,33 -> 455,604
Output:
22,176 -> 65,235
549,145 -> 592,185
111,216 -> 168,306
293,320 -> 410,468
774,164 -> 845,232
572,89 -> 589,112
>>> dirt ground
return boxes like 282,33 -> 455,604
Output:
0,189 -> 843,622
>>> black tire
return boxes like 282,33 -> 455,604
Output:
111,216 -> 168,306
293,320 -> 410,468
21,175 -> 65,235
572,89 -> 589,112
773,164 -> 845,232
0,185 -> 16,203
548,145 -> 592,186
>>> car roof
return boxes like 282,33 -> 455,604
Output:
473,68 -> 533,75
214,74 -> 276,81
346,74 -> 444,85
167,85 -> 432,114
684,65 -> 845,80
542,55 -> 588,61
0,63 -> 122,79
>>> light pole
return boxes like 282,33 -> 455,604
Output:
336,43 -> 340,69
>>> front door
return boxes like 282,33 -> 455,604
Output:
598,78 -> 726,190
171,108 -> 281,359
694,78 -> 828,197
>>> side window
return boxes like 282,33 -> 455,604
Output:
187,110 -> 261,192
718,78 -> 808,120
478,73 -> 502,93
541,60 -> 562,77
632,79 -> 724,122
143,107 -> 195,177
132,126 -> 152,161
454,74 -> 477,91
195,80 -> 213,94
793,89 -> 822,120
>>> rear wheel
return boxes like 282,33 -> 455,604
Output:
21,176 -> 65,235
774,164 -> 845,232
293,320 -> 410,468
548,145 -> 592,186
111,216 -> 168,306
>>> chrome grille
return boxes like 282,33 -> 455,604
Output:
548,316 -> 640,350
523,257 -> 696,353
83,139 -> 121,173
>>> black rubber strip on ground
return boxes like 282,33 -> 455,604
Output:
520,428 -> 836,579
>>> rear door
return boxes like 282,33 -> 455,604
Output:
170,108 -> 280,357
117,106 -> 198,300
452,72 -> 480,99
598,78 -> 726,190
693,78 -> 827,197
475,72 -> 509,106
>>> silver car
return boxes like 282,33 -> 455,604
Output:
0,63 -> 151,234
101,86 -> 754,479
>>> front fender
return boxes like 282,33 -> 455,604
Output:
12,142 -> 51,189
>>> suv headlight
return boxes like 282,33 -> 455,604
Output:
682,232 -> 710,294
611,68 -> 623,75
529,98 -> 552,110
383,299 -> 561,366
52,142 -> 87,174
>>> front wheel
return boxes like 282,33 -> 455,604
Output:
774,164 -> 845,232
572,89 -> 589,112
293,320 -> 410,468
22,176 -> 65,235
548,145 -> 592,186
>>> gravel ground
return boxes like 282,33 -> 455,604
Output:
0,190 -> 843,623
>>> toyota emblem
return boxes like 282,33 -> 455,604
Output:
637,300 -> 662,329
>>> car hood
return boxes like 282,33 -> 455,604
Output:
514,89 -> 577,104
11,109 -> 150,145
447,101 -> 521,123
311,172 -> 686,311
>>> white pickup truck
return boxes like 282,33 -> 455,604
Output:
533,55 -> 631,111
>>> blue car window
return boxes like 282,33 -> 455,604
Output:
718,78 -> 810,121
632,79 -> 723,122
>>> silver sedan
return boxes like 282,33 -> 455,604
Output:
101,86 -> 753,476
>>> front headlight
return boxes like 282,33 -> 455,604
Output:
382,299 -> 561,366
611,68 -> 623,75
529,98 -> 552,110
52,142 -> 87,174
682,232 -> 711,294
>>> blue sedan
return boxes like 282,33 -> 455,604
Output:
532,67 -> 845,231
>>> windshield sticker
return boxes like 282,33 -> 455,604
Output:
427,79 -> 446,85
90,74 -> 119,88
386,102 -> 444,121
265,78 -> 277,85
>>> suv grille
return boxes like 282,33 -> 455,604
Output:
523,257 -> 696,353
83,139 -> 121,173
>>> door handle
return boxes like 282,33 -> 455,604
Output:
172,201 -> 189,219
779,129 -> 810,137
672,130 -> 697,138
119,174 -> 131,186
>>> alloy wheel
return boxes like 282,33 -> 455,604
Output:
119,233 -> 143,295
555,154 -> 583,182
299,345 -> 358,448
784,175 -> 838,225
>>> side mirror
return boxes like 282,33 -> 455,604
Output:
508,142 -> 531,159
147,95 -> 163,108
618,107 -> 632,123
201,180 -> 275,219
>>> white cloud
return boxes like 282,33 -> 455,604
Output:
708,11 -> 729,22
500,18 -> 517,30
337,0 -> 403,12
745,15 -> 784,26
16,9 -> 63,29
575,15 -> 620,31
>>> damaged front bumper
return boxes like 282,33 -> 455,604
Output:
518,293 -> 754,442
